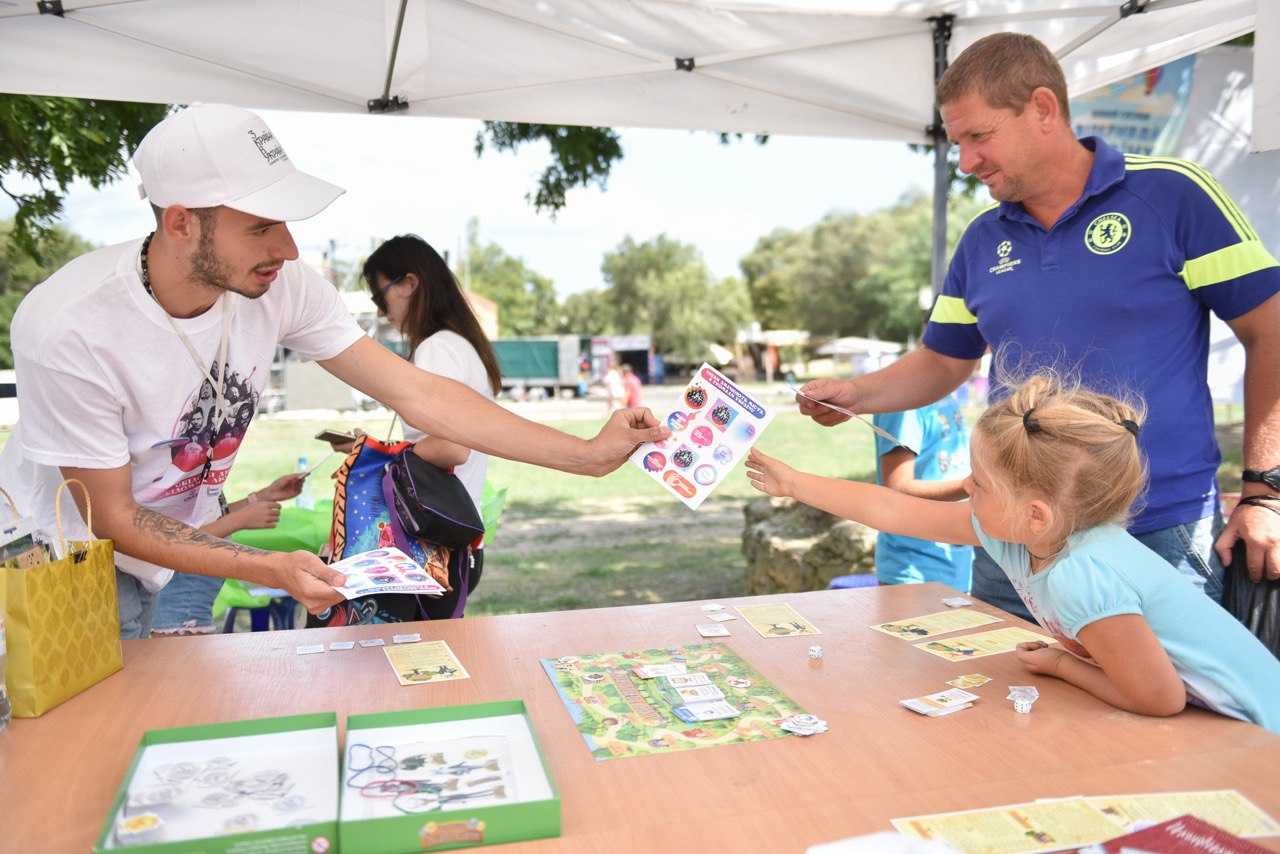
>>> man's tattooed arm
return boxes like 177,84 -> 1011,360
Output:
131,506 -> 269,557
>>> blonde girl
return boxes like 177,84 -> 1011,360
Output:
747,373 -> 1280,731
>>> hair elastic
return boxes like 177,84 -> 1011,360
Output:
1120,419 -> 1139,437
1022,409 -> 1042,434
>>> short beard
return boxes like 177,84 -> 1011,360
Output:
188,211 -> 236,294
989,174 -> 1026,203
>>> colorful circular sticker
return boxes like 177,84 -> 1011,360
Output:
684,385 -> 708,409
668,411 -> 693,431
693,465 -> 716,486
643,451 -> 666,472
370,574 -> 395,584
673,448 -> 695,469
663,470 -> 697,498
366,565 -> 390,574
713,445 -> 733,465
366,550 -> 390,558
736,422 -> 757,441
710,403 -> 734,426
690,426 -> 713,447
404,573 -> 429,582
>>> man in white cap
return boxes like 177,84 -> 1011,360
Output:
0,104 -> 668,639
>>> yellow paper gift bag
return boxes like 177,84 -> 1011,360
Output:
2,480 -> 122,717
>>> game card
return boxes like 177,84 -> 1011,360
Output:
332,548 -> 447,599
870,609 -> 1000,640
946,673 -> 992,689
630,363 -> 775,510
914,627 -> 1055,662
672,701 -> 742,723
382,640 -> 470,686
900,687 -> 979,717
696,623 -> 730,637
736,602 -> 821,638
1080,790 -> 1280,838
633,663 -> 687,679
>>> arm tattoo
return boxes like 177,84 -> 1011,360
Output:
132,507 -> 269,557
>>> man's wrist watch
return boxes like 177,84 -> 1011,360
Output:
1241,466 -> 1280,492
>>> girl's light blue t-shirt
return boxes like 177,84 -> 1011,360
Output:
973,516 -> 1280,733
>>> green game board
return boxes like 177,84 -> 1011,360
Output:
539,642 -> 810,761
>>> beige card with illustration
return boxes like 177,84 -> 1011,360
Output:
735,602 -> 821,638
871,609 -> 1000,640
914,627 -> 1055,662
383,640 -> 471,686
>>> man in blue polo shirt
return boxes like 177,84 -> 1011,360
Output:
798,33 -> 1280,621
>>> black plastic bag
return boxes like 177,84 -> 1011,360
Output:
1222,540 -> 1280,659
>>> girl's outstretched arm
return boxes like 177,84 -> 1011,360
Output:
745,448 -> 979,547
1015,614 -> 1185,717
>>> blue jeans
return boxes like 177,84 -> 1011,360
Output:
151,571 -> 224,635
115,569 -> 157,640
970,512 -> 1227,623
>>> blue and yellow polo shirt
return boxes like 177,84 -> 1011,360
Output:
924,136 -> 1280,534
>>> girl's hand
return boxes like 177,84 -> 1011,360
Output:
227,500 -> 282,531
1015,641 -> 1066,676
329,427 -> 366,454
745,448 -> 797,498
257,473 -> 307,502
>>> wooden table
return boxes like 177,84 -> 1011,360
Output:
3,584 -> 1278,853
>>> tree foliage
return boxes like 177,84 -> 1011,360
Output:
586,234 -> 750,361
475,123 -> 624,216
0,217 -> 97,368
459,219 -> 558,337
0,95 -> 168,261
740,192 -> 987,343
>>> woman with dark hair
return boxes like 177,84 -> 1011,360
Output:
328,234 -> 501,617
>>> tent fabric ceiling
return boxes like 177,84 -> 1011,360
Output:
0,0 -> 1258,143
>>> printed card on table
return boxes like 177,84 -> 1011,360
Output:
913,626 -> 1055,662
870,609 -> 1001,641
736,602 -> 821,638
382,640 -> 471,686
332,547 -> 447,599
631,363 -> 775,510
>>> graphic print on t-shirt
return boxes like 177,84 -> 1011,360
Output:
138,358 -> 258,516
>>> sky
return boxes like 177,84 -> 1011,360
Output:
1,109 -> 937,296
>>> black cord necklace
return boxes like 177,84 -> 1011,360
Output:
139,232 -> 158,302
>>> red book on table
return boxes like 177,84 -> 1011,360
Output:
1078,814 -> 1269,853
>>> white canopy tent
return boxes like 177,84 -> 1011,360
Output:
0,0 -> 1268,287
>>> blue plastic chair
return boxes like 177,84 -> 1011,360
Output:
829,574 -> 879,589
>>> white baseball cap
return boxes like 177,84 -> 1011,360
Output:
134,103 -> 344,221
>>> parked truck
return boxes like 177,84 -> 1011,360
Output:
492,334 -> 655,398
491,335 -> 585,398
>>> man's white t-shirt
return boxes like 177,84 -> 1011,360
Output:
401,330 -> 493,518
0,238 -> 365,591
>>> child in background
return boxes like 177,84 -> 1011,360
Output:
873,394 -> 973,591
747,372 -> 1280,732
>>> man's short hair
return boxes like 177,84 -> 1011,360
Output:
151,203 -> 219,229
937,33 -> 1071,123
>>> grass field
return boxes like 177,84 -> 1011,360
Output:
0,397 -> 1245,618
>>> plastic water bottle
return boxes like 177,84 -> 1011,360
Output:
295,456 -> 315,510
0,613 -> 12,732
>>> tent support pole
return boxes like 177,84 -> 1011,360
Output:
368,0 -> 410,113
928,13 -> 954,299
